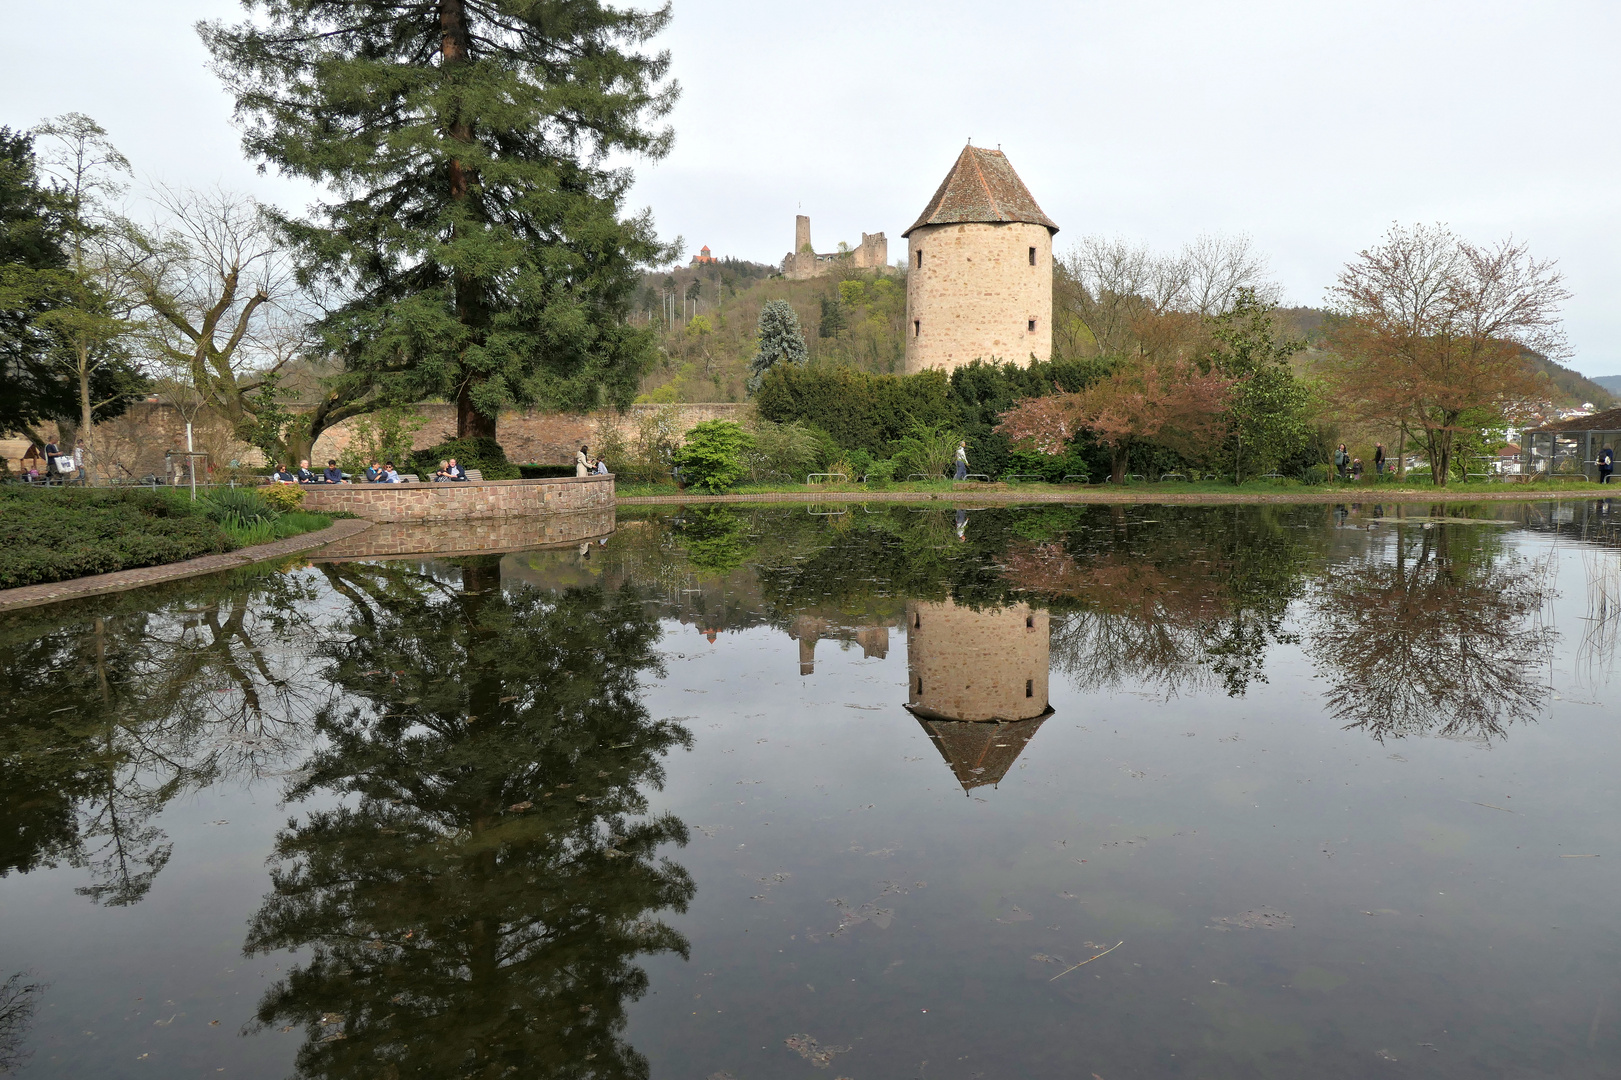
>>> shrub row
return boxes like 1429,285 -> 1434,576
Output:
0,487 -> 235,590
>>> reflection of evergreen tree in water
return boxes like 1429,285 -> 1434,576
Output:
0,570 -> 326,904
1309,522 -> 1555,743
246,559 -> 693,1078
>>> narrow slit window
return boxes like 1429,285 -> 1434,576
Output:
917,677 -> 924,695
1025,614 -> 1034,628
1028,246 -> 1036,265
913,319 -> 921,338
916,249 -> 923,267
1027,318 -> 1037,332
914,612 -> 921,628
1025,679 -> 1034,698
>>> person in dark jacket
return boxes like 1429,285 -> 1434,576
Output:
323,459 -> 344,483
1373,443 -> 1386,475
447,458 -> 468,481
1601,444 -> 1615,485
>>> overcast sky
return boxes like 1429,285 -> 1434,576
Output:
7,1 -> 1620,376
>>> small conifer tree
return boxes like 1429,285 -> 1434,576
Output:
748,300 -> 807,393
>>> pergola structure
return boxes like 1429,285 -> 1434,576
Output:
1521,407 -> 1621,481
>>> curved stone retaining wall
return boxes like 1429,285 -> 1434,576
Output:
298,475 -> 613,523
312,508 -> 614,562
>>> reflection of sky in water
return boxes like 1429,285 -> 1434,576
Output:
2,501 -> 1619,1078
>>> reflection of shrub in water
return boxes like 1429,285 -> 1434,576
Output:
1309,524 -> 1555,744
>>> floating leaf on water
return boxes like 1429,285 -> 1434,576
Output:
995,905 -> 1034,923
785,1033 -> 851,1068
1208,907 -> 1293,931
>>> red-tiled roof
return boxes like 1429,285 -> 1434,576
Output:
1523,407 -> 1621,433
903,145 -> 1058,238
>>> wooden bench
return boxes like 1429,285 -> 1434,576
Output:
464,468 -> 483,482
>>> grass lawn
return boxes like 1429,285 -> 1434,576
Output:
0,486 -> 333,590
613,474 -> 1609,499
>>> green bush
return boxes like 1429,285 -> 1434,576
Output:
672,420 -> 753,493
864,458 -> 898,486
201,487 -> 280,529
408,437 -> 520,480
0,487 -> 233,589
746,417 -> 819,482
893,423 -> 961,480
259,484 -> 306,513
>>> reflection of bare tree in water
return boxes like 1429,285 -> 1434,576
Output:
1310,523 -> 1555,744
1007,509 -> 1308,697
0,972 -> 44,1075
0,570 -> 331,905
245,560 -> 693,1078
1576,547 -> 1621,692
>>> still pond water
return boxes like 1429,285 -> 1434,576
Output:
2,501 -> 1620,1079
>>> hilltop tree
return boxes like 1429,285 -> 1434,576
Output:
747,299 -> 807,393
200,0 -> 680,443
1326,224 -> 1569,485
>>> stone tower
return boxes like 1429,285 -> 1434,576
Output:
904,596 -> 1053,792
903,146 -> 1058,375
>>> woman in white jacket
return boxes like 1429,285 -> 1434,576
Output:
576,445 -> 590,477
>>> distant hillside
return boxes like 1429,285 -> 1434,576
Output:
1275,306 -> 1613,411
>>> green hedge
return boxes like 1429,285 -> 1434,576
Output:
753,366 -> 956,456
0,487 -> 234,589
408,437 -> 520,480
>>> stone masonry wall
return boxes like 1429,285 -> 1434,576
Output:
299,475 -> 614,524
905,221 -> 1053,375
313,507 -> 615,561
905,597 -> 1050,722
2,401 -> 746,477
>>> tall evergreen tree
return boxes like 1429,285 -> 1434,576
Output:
200,1 -> 680,441
747,299 -> 806,393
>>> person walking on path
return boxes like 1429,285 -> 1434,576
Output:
954,440 -> 969,481
1601,444 -> 1615,485
1334,444 -> 1350,480
576,445 -> 590,477
1374,443 -> 1386,476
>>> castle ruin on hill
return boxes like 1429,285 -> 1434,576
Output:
781,215 -> 889,279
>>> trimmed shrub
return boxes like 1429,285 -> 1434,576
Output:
408,438 -> 519,480
754,365 -> 955,456
0,487 -> 232,589
672,420 -> 753,493
260,484 -> 305,513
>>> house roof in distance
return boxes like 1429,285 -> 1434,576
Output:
1523,407 -> 1621,433
903,145 -> 1059,238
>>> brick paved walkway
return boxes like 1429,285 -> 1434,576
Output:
0,519 -> 374,613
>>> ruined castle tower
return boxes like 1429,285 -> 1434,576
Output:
903,146 -> 1058,374
904,597 -> 1053,792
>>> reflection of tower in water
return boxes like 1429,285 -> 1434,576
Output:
904,598 -> 1052,792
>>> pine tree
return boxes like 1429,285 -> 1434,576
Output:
200,0 -> 680,440
748,299 -> 806,393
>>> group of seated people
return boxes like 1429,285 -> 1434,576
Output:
269,456 -> 472,485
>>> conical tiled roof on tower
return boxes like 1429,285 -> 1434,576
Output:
902,145 -> 1058,238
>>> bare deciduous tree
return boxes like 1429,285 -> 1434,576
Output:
1326,223 -> 1570,485
122,187 -> 373,465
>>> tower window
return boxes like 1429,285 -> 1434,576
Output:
916,250 -> 923,267
914,612 -> 921,628
1025,679 -> 1034,698
1027,318 -> 1037,332
1028,246 -> 1036,265
913,320 -> 921,338
1025,614 -> 1034,628
917,677 -> 924,695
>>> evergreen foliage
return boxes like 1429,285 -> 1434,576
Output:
747,300 -> 807,392
200,0 -> 679,440
1207,288 -> 1315,480
408,437 -> 520,481
753,365 -> 954,456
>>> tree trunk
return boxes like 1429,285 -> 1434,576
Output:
78,347 -> 95,484
457,382 -> 497,441
1111,447 -> 1128,484
1397,424 -> 1407,481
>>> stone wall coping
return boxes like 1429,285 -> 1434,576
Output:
280,474 -> 613,490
